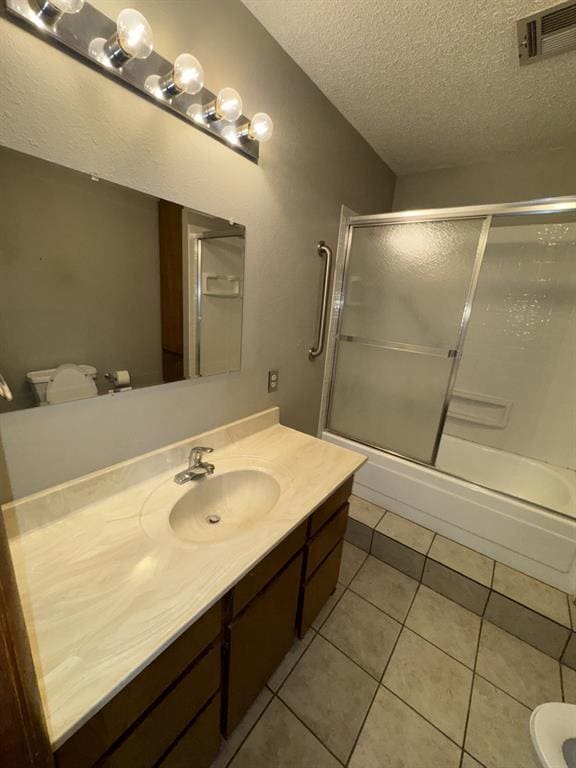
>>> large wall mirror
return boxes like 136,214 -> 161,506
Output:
0,145 -> 245,414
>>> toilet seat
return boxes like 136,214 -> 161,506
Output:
530,703 -> 576,768
46,363 -> 98,405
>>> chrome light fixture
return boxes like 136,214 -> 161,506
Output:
145,52 -> 204,100
89,8 -> 153,69
222,112 -> 274,145
31,0 -> 85,24
7,0 -> 272,162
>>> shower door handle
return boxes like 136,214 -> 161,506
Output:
309,241 -> 333,360
0,373 -> 13,402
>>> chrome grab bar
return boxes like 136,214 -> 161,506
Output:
308,241 -> 333,360
0,373 -> 13,402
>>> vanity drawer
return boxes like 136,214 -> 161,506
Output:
55,601 -> 222,768
100,644 -> 220,768
158,694 -> 221,768
308,476 -> 353,537
299,540 -> 343,637
232,521 -> 307,616
225,553 -> 302,734
305,502 -> 349,579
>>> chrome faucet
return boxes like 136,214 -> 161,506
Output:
174,446 -> 215,485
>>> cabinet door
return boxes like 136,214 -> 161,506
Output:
158,695 -> 221,768
101,645 -> 220,768
299,540 -> 343,637
225,554 -> 302,734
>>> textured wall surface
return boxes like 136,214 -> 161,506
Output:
243,0 -> 576,173
393,145 -> 576,210
0,0 -> 395,499
445,221 -> 576,470
0,147 -> 163,412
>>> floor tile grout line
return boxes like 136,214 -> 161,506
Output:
361,539 -> 573,642
348,517 -> 573,629
218,691 -> 276,768
318,628 -> 384,684
347,582 -> 415,626
267,627 -> 317,694
276,692 -> 346,766
473,668 -> 555,713
343,574 -> 423,766
380,681 -> 468,753
458,613 -> 485,768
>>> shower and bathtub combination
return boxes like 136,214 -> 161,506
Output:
318,198 -> 576,592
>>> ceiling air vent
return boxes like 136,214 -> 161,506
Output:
517,0 -> 576,64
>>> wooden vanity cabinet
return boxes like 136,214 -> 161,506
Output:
298,475 -> 353,637
54,601 -> 223,768
53,476 -> 354,766
223,522 -> 307,735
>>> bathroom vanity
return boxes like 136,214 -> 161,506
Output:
4,408 -> 363,767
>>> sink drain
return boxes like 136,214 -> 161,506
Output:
206,514 -> 221,525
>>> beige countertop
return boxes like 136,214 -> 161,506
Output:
4,408 -> 365,749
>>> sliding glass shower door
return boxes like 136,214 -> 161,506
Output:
327,218 -> 489,463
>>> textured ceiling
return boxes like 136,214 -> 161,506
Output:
242,0 -> 576,174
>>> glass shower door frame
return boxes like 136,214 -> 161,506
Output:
321,196 -> 576,470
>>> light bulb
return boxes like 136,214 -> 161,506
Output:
49,0 -> 84,10
173,54 -> 204,94
144,75 -> 164,100
222,125 -> 240,146
187,103 -> 207,125
215,87 -> 243,122
116,8 -> 153,59
158,53 -> 204,98
248,112 -> 273,143
95,8 -> 153,68
32,0 -> 85,23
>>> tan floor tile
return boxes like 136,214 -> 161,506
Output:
492,563 -> 570,628
268,629 -> 315,692
321,589 -> 401,679
376,511 -> 434,554
406,584 -> 481,668
429,536 -> 493,587
349,686 -> 460,768
477,621 -> 562,708
350,556 -> 418,622
465,677 -> 538,768
230,697 -> 340,768
461,753 -> 485,768
349,495 -> 386,527
212,688 -> 273,768
346,518 -> 373,552
484,591 -> 569,659
383,628 -> 472,745
279,634 -> 377,762
563,664 -> 576,703
311,583 -> 345,630
339,541 -> 368,586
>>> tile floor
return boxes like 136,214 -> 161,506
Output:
211,542 -> 574,768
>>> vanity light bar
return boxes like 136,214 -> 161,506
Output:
6,0 -> 274,162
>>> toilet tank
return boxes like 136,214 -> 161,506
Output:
27,365 -> 98,406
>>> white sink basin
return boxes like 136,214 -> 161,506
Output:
140,457 -> 291,546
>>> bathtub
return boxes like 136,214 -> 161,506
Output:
323,431 -> 576,592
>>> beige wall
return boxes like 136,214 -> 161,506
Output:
393,144 -> 576,210
0,0 -> 395,499
0,147 -> 163,412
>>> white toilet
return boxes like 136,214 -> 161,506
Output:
27,364 -> 98,406
531,703 -> 576,768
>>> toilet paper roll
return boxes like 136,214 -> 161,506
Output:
113,370 -> 131,387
